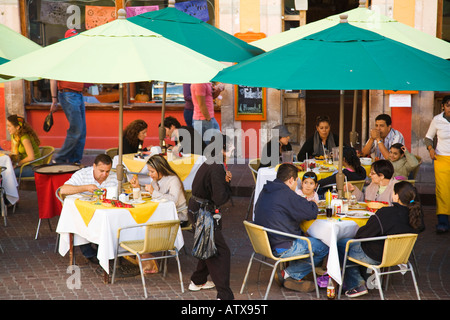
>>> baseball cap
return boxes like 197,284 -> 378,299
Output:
64,29 -> 78,38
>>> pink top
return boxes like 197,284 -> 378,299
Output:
296,189 -> 319,203
191,83 -> 214,120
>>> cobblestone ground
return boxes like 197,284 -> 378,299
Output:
0,190 -> 448,303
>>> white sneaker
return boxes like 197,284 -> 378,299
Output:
188,281 -> 215,291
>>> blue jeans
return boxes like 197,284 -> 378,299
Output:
14,165 -> 35,178
55,91 -> 86,163
193,118 -> 220,145
276,237 -> 329,281
184,108 -> 193,128
337,238 -> 380,290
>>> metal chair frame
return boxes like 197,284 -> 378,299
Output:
240,221 -> 319,300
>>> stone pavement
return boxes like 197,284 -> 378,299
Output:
0,153 -> 448,303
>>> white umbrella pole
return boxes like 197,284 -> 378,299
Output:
117,83 -> 124,194
159,82 -> 168,148
336,90 -> 345,198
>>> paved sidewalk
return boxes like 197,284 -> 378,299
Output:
0,154 -> 448,302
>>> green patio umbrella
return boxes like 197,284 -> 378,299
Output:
213,19 -> 450,213
0,9 -> 225,192
253,2 -> 450,59
252,1 -> 450,145
128,7 -> 265,63
0,22 -> 42,82
128,7 -> 265,145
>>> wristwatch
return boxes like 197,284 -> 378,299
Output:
377,139 -> 383,144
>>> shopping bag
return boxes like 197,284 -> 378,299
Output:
191,206 -> 217,260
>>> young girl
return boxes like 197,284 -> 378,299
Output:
337,181 -> 424,298
296,172 -> 319,203
389,143 -> 419,180
6,115 -> 42,177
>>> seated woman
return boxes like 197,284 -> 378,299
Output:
388,143 -> 419,180
259,124 -> 292,168
337,181 -> 424,298
344,159 -> 397,205
7,115 -> 42,177
317,146 -> 367,196
143,154 -> 187,225
297,115 -> 340,162
122,119 -> 148,154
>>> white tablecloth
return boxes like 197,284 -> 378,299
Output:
56,195 -> 184,273
306,218 -> 360,285
0,154 -> 19,205
112,154 -> 206,190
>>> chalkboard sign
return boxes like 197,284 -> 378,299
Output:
234,85 -> 266,121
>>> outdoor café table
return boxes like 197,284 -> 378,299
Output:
300,213 -> 370,285
0,153 -> 19,206
252,164 -> 335,214
56,194 -> 184,278
112,153 -> 206,190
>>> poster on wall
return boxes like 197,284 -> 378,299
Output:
174,0 -> 209,22
85,6 -> 116,30
126,6 -> 159,18
234,85 -> 266,121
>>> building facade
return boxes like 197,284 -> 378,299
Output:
1,0 -> 448,172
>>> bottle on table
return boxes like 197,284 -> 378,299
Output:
331,185 -> 338,200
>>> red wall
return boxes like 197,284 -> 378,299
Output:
24,107 -> 221,150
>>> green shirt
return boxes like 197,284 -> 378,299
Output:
13,134 -> 42,166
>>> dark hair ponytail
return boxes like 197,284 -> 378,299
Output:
394,181 -> 425,232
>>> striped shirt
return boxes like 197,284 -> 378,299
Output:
368,128 -> 404,160
64,167 -> 118,189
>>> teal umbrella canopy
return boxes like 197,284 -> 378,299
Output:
213,22 -> 450,91
252,5 -> 450,59
128,7 -> 264,62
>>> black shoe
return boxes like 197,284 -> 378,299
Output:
87,256 -> 99,264
274,269 -> 285,287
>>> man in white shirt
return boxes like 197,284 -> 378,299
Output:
60,154 -> 138,263
61,154 -> 118,196
361,113 -> 405,160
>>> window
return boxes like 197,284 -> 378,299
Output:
25,0 -> 216,105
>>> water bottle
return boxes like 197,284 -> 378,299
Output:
331,185 -> 338,200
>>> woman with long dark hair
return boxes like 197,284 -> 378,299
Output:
6,115 -> 42,177
122,119 -> 148,154
337,180 -> 424,298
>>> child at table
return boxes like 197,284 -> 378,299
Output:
388,143 -> 419,180
296,172 -> 319,203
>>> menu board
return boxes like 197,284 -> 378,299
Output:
234,85 -> 266,121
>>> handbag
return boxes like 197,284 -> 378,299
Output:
43,111 -> 54,132
191,197 -> 217,260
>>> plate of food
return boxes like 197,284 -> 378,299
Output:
140,192 -> 152,198
317,200 -> 326,209
345,210 -> 374,218
349,202 -> 367,210
124,199 -> 145,205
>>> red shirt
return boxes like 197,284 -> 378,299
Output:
57,81 -> 84,92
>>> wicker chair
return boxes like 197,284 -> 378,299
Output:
111,220 -> 184,298
240,221 -> 319,300
338,233 -> 420,300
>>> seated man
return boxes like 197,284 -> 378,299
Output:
254,163 -> 329,292
361,113 -> 404,160
60,154 -> 138,263
161,116 -> 206,156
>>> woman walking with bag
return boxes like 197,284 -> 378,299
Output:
188,134 -> 234,300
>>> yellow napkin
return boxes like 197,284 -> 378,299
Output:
168,154 -> 199,181
122,153 -> 148,173
75,199 -> 160,226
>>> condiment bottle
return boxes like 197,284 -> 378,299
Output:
325,190 -> 332,207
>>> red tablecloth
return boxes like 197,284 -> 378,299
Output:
34,164 -> 83,219
34,171 -> 73,219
